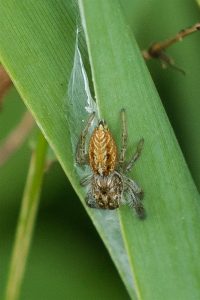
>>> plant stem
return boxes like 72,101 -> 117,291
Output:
142,22 -> 200,60
4,132 -> 48,300
142,22 -> 200,74
0,111 -> 34,166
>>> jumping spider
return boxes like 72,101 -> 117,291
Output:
76,109 -> 145,218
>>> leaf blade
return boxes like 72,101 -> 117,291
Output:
0,1 -> 135,297
79,0 -> 200,299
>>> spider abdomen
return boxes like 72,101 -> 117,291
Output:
89,122 -> 117,176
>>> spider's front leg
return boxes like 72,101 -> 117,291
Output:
124,138 -> 144,173
125,177 -> 144,199
124,178 -> 145,218
118,109 -> 144,173
134,201 -> 145,219
76,112 -> 95,165
119,108 -> 128,165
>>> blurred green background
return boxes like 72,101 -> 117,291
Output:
0,0 -> 199,299
121,0 -> 200,189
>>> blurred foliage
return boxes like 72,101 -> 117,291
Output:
0,88 -> 128,299
121,0 -> 200,189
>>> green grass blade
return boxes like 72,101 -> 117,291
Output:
78,0 -> 200,299
5,133 -> 48,300
65,35 -> 136,297
0,1 -> 135,297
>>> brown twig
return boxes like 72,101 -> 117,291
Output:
142,22 -> 200,74
0,111 -> 35,166
0,66 -> 13,107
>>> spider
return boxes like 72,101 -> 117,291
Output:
76,109 -> 145,218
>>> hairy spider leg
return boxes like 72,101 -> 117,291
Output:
124,180 -> 145,218
124,177 -> 144,199
119,108 -> 128,164
80,174 -> 93,186
124,138 -> 144,173
76,112 -> 95,164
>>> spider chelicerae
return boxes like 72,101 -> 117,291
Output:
76,109 -> 145,218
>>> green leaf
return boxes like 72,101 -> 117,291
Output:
1,1 -> 200,299
79,0 -> 200,299
0,1 -> 134,298
5,132 -> 48,300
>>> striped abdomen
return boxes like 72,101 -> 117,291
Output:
89,121 -> 117,176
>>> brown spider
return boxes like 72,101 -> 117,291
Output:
76,109 -> 145,218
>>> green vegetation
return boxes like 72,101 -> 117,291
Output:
0,1 -> 199,299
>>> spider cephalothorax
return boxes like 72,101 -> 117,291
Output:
76,109 -> 145,218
